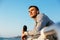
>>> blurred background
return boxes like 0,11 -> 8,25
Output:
0,0 -> 60,40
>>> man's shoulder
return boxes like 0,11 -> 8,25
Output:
37,13 -> 49,22
37,13 -> 45,22
38,13 -> 48,18
41,13 -> 48,17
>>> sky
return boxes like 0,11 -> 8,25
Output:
0,0 -> 60,37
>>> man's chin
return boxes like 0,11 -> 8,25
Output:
31,16 -> 36,18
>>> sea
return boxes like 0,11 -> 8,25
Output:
0,36 -> 21,40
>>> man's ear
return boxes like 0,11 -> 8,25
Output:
37,11 -> 39,14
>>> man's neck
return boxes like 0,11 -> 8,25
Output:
33,13 -> 39,22
33,17 -> 37,22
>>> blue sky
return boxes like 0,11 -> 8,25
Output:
0,0 -> 60,37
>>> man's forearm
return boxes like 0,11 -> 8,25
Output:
27,30 -> 40,36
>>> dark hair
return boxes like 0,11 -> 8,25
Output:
23,25 -> 27,31
28,5 -> 39,11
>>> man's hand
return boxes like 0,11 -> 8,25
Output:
22,31 -> 27,40
22,33 -> 26,39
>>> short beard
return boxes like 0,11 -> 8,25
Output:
31,14 -> 37,18
32,13 -> 39,18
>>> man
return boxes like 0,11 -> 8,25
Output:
22,5 -> 54,40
